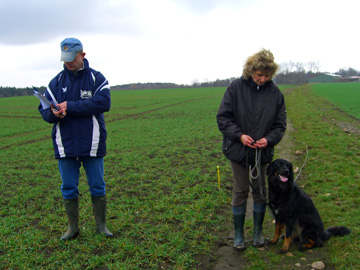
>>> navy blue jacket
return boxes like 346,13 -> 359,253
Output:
39,58 -> 111,159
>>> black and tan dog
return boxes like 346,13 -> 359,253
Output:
266,159 -> 351,254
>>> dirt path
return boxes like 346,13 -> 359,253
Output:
203,85 -> 359,269
206,121 -> 297,270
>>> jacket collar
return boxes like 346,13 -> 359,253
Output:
63,58 -> 89,77
243,76 -> 272,91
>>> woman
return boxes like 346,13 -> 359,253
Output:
216,49 -> 286,251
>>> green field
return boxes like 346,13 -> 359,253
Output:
311,82 -> 360,118
0,84 -> 359,269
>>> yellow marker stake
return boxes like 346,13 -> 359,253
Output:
217,165 -> 221,191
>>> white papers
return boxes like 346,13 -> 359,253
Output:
33,87 -> 59,111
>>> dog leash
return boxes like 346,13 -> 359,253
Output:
248,148 -> 268,203
292,138 -> 309,183
250,148 -> 262,180
267,138 -> 309,220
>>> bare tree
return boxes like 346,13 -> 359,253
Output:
294,62 -> 305,73
306,61 -> 320,73
279,61 -> 293,74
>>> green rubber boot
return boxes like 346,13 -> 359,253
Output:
253,203 -> 266,247
60,197 -> 79,241
233,214 -> 246,251
91,195 -> 113,238
233,206 -> 246,251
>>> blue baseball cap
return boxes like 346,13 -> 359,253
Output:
60,37 -> 83,62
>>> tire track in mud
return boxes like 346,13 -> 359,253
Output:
0,114 -> 50,151
0,97 -> 209,151
106,97 -> 211,123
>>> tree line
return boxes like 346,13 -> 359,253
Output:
274,62 -> 359,84
0,86 -> 47,98
1,65 -> 358,98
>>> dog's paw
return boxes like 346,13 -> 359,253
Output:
298,245 -> 308,252
279,247 -> 289,254
267,239 -> 278,245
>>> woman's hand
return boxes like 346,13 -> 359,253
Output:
240,134 -> 257,149
240,135 -> 268,149
254,138 -> 268,149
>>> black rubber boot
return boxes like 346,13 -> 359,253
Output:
253,205 -> 266,247
233,214 -> 246,251
60,197 -> 79,241
91,195 -> 113,238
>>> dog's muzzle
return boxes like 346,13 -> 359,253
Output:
275,170 -> 289,182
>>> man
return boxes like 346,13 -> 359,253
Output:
38,37 -> 113,240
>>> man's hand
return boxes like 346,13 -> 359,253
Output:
51,102 -> 67,118
57,101 -> 67,112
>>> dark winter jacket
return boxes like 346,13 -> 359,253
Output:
39,58 -> 111,159
216,77 -> 286,165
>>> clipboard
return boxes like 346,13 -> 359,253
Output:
33,86 -> 60,111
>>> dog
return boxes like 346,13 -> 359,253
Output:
266,159 -> 351,254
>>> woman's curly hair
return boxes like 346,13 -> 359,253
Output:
242,49 -> 279,80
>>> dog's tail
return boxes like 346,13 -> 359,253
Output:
326,226 -> 351,237
322,226 -> 351,240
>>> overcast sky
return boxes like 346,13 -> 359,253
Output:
1,0 -> 359,88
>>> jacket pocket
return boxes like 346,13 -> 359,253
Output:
222,135 -> 246,164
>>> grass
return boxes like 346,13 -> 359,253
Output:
0,84 -> 359,269
310,82 -> 360,119
260,84 -> 360,269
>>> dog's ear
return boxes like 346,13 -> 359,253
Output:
266,162 -> 274,176
288,161 -> 293,171
288,161 -> 294,180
